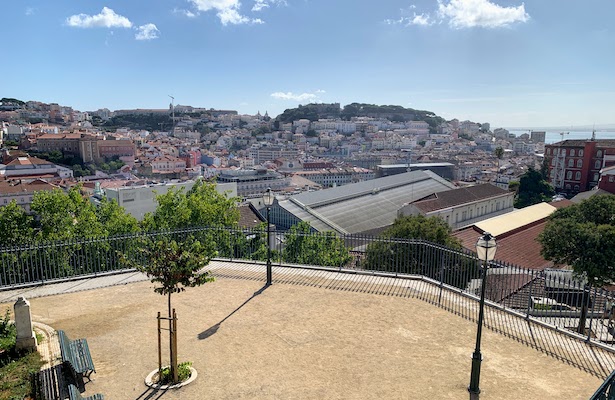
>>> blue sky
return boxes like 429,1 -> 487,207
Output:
2,0 -> 614,128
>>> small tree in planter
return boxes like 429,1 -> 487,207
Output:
130,236 -> 216,384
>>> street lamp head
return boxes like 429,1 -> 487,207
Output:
476,232 -> 497,262
263,187 -> 275,207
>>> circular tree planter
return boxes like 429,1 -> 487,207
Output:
145,367 -> 198,389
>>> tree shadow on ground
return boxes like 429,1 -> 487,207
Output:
197,284 -> 269,340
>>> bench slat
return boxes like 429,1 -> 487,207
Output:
57,330 -> 96,381
68,384 -> 104,400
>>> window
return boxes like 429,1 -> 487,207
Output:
610,176 -> 614,183
550,170 -> 555,178
574,185 -> 580,191
594,173 -> 599,181
562,149 -> 566,156
565,184 -> 571,190
551,158 -> 556,166
596,160 -> 602,169
570,149 -> 575,156
579,149 -> 584,156
547,148 -> 551,155
577,159 -> 582,168
598,150 -> 603,157
567,171 -> 572,179
575,171 -> 581,180
568,159 -> 574,167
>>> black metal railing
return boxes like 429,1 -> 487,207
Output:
591,369 -> 615,399
1,226 -> 614,349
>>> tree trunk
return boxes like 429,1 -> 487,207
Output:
168,292 -> 175,382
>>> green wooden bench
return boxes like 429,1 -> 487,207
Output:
57,330 -> 96,383
68,384 -> 104,400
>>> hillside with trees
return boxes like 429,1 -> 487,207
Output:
276,102 -> 445,133
102,113 -> 172,132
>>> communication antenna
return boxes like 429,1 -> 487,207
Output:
168,95 -> 175,135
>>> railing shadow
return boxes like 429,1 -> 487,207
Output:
208,261 -> 615,379
135,387 -> 169,400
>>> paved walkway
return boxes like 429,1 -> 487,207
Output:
0,261 -> 609,399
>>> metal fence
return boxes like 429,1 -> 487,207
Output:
1,226 -> 614,350
591,368 -> 615,399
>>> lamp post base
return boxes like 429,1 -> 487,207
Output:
468,350 -> 482,396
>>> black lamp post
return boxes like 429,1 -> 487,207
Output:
262,188 -> 275,286
469,232 -> 497,398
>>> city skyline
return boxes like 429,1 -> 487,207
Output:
2,0 -> 615,128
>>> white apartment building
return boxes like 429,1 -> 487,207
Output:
150,156 -> 186,172
293,167 -> 375,188
248,146 -> 300,164
398,183 -> 515,230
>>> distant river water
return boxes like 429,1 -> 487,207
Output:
508,130 -> 615,144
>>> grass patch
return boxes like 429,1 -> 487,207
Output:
158,361 -> 192,385
0,309 -> 43,400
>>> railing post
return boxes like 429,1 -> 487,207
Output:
526,272 -> 535,320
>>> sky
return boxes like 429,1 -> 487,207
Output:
2,0 -> 615,128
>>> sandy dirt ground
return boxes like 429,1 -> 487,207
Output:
9,274 -> 602,400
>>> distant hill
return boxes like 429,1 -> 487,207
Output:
276,102 -> 445,132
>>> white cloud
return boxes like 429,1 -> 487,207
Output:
66,7 -> 133,29
410,13 -> 432,26
252,0 -> 287,12
385,12 -> 433,27
271,91 -> 321,102
25,7 -> 35,16
174,8 -> 199,17
437,0 -> 529,29
386,0 -> 528,29
135,23 -> 160,40
189,0 -> 263,25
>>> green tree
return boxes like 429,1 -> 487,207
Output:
514,167 -> 555,208
96,198 -> 140,236
0,201 -> 34,246
125,237 -> 216,383
539,195 -> 615,333
31,186 -> 104,241
540,156 -> 551,180
282,222 -> 351,267
508,180 -> 520,194
362,215 -> 478,288
495,147 -> 504,163
141,179 -> 239,231
539,195 -> 615,286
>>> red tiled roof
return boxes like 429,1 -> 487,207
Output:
454,221 -> 554,270
0,179 -> 58,194
6,156 -> 53,166
238,204 -> 265,228
412,183 -> 509,213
